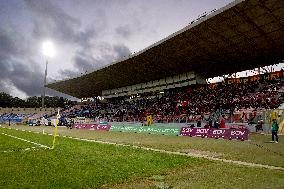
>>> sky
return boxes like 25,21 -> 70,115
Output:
0,0 -> 237,99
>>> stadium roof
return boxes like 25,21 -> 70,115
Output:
47,0 -> 284,98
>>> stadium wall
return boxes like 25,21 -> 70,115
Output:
102,71 -> 205,98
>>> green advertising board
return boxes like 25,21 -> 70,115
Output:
110,125 -> 180,136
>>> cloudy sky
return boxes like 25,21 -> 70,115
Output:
0,0 -> 234,99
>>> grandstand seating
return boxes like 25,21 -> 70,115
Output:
1,76 -> 283,127
59,78 -> 284,125
0,107 -> 57,114
0,108 -> 58,124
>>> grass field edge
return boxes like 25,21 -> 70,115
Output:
2,126 -> 283,171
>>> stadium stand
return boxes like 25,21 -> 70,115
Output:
59,73 -> 284,128
2,0 -> 284,134
46,0 -> 284,99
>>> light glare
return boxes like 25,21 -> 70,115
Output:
42,41 -> 56,57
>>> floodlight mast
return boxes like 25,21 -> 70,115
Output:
42,60 -> 48,108
41,41 -> 55,108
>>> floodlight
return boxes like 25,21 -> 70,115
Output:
42,41 -> 56,57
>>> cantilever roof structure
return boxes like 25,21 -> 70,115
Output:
47,0 -> 284,98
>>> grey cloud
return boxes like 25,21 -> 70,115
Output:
25,0 -> 96,49
0,27 -> 75,99
0,81 -> 11,95
60,43 -> 131,78
24,0 -> 132,82
113,44 -> 131,59
59,52 -> 95,78
115,25 -> 131,39
24,0 -> 132,86
75,27 -> 97,49
74,43 -> 131,71
0,57 -> 43,97
74,54 -> 95,72
0,28 -> 43,96
8,61 -> 43,96
0,31 -> 17,55
0,29 -> 30,56
58,69 -> 79,79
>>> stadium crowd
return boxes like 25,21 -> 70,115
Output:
1,76 -> 283,126
61,78 -> 284,124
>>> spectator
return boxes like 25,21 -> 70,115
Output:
271,119 -> 279,143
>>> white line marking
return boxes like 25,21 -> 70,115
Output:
67,136 -> 284,171
1,132 -> 50,149
1,127 -> 283,171
0,147 -> 50,153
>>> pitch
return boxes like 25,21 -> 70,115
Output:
0,125 -> 283,188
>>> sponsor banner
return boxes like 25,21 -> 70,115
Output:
207,129 -> 227,139
73,124 -> 111,131
179,127 -> 210,137
227,129 -> 249,140
180,127 -> 249,140
224,71 -> 284,85
110,125 -> 180,136
249,75 -> 261,82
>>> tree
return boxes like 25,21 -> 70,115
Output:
0,92 -> 73,108
0,92 -> 13,107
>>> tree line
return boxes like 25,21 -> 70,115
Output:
0,92 -> 74,108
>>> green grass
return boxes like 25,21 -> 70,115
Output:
106,162 -> 284,189
0,125 -> 283,189
9,125 -> 284,167
0,127 -> 199,188
0,132 -> 35,151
